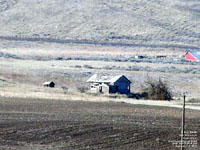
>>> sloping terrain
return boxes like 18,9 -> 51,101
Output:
0,0 -> 200,48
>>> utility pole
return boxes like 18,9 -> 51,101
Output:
181,93 -> 186,150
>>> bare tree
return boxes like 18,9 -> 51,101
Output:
142,75 -> 172,101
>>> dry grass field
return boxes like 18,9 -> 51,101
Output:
1,39 -> 200,99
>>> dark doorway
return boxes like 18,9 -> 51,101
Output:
99,86 -> 102,93
116,86 -> 118,93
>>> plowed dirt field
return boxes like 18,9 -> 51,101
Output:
0,97 -> 199,150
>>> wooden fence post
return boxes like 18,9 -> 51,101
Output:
181,93 -> 186,150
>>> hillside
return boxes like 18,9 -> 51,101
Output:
0,0 -> 200,48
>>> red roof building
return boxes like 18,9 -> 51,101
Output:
185,51 -> 200,62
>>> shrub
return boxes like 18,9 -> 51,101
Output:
142,76 -> 173,101
74,65 -> 82,68
187,98 -> 200,103
83,65 -> 94,69
61,85 -> 68,91
77,86 -> 89,93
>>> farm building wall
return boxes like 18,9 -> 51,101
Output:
102,83 -> 110,94
90,83 -> 109,94
88,75 -> 131,95
113,77 -> 130,94
90,83 -> 100,93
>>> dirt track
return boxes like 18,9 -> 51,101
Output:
0,97 -> 199,150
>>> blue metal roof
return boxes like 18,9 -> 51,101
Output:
189,51 -> 200,60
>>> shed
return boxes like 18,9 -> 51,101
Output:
87,74 -> 131,94
43,81 -> 55,88
156,55 -> 166,59
185,51 -> 200,62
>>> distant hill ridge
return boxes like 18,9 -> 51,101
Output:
0,0 -> 200,48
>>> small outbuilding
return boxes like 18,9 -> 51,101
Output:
87,74 -> 131,94
156,55 -> 166,59
43,81 -> 55,88
185,51 -> 200,62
